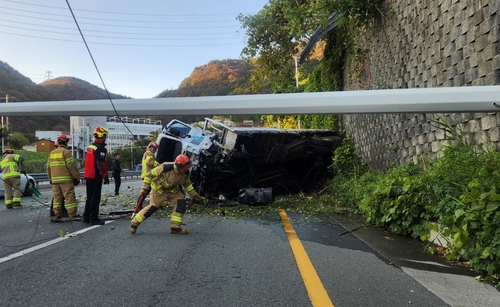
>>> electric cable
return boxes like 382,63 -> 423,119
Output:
65,0 -> 137,142
0,176 -> 54,249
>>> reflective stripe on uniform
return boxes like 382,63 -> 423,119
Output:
136,214 -> 144,223
66,202 -> 78,209
151,168 -> 159,177
49,152 -> 63,159
51,175 -> 74,183
171,215 -> 183,223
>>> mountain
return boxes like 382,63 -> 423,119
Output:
0,58 -> 260,141
40,77 -> 129,100
0,61 -> 56,102
157,59 -> 261,98
0,61 -> 129,141
155,59 -> 264,123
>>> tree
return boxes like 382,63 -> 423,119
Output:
9,132 -> 30,149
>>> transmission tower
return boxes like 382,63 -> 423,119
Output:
44,71 -> 53,81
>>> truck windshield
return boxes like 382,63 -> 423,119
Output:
166,122 -> 191,138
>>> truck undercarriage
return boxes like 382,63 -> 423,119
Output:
156,118 -> 342,200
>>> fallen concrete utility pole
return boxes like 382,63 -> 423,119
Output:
0,86 -> 498,116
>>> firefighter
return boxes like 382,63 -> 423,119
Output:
47,134 -> 81,218
129,153 -> 201,235
1,148 -> 25,209
142,141 -> 159,180
134,141 -> 159,211
83,126 -> 110,226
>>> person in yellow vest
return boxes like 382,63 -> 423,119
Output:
129,154 -> 201,235
141,141 -> 159,180
133,141 -> 160,212
46,134 -> 81,218
1,148 -> 25,209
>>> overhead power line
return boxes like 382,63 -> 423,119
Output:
0,0 -> 256,17
0,30 -> 246,47
0,19 -> 241,36
0,11 -> 241,29
0,22 -> 246,41
0,5 -> 241,24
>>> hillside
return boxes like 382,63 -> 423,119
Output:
1,58 -> 263,141
155,59 -> 266,123
0,61 -> 56,102
40,77 -> 129,101
0,61 -> 130,141
157,59 -> 264,98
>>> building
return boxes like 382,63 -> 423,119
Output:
69,116 -> 162,159
35,139 -> 56,153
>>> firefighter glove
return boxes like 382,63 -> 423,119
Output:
103,176 -> 110,185
73,178 -> 80,186
21,170 -> 27,175
140,189 -> 148,196
193,194 -> 202,202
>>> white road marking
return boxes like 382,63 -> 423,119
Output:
0,221 -> 112,264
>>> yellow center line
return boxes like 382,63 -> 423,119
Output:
278,209 -> 335,307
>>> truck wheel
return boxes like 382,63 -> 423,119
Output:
310,135 -> 342,147
309,143 -> 334,154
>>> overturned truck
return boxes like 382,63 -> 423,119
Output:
156,118 -> 342,201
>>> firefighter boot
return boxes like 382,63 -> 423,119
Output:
129,224 -> 138,234
52,207 -> 62,219
67,208 -> 80,219
171,228 -> 188,234
129,205 -> 158,234
170,199 -> 187,234
12,202 -> 23,208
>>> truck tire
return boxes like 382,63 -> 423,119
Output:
310,135 -> 342,147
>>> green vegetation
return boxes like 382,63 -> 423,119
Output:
15,150 -> 49,173
16,136 -> 151,173
328,126 -> 500,282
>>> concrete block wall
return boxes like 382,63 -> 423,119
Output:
344,0 -> 500,170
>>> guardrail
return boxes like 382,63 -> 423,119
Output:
31,171 -> 142,184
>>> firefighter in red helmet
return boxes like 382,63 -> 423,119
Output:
47,134 -> 80,218
1,148 -> 25,209
129,153 -> 201,235
83,126 -> 109,225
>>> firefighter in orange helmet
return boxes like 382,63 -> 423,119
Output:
47,134 -> 81,218
129,153 -> 201,235
1,148 -> 25,209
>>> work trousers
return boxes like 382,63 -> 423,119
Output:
132,189 -> 185,228
52,182 -> 78,218
84,178 -> 103,222
2,177 -> 21,206
113,174 -> 121,195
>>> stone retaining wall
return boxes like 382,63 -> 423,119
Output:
343,0 -> 500,170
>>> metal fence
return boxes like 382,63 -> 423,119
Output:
31,171 -> 142,185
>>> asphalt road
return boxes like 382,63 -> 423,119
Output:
0,179 -> 498,307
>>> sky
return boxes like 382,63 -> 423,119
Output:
0,0 -> 269,99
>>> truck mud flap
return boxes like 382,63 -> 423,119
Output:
238,188 -> 273,205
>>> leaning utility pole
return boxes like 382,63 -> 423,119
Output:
1,94 -> 7,152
